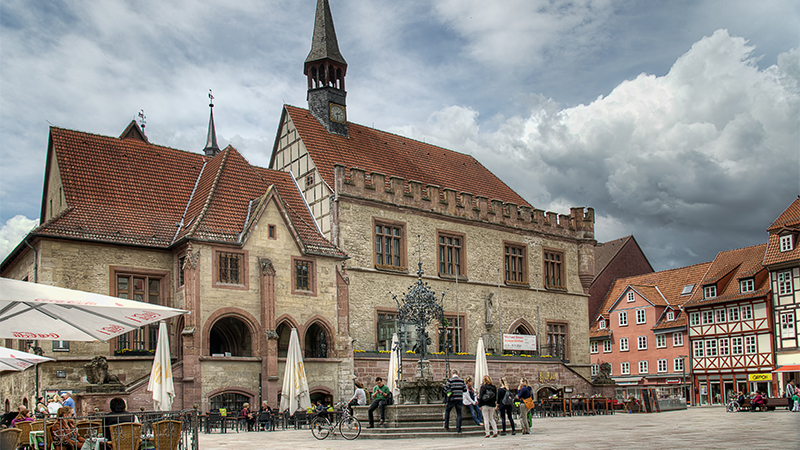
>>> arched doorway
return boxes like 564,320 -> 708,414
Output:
304,323 -> 328,359
536,386 -> 561,400
209,316 -> 252,356
310,390 -> 333,407
209,392 -> 250,414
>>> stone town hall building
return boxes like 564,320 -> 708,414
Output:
1,0 -> 597,413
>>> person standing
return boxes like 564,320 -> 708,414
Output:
785,379 -> 796,411
463,376 -> 483,426
478,375 -> 498,438
47,394 -> 63,416
61,392 -> 75,409
443,369 -> 466,433
516,378 -> 533,435
367,377 -> 389,428
497,377 -> 516,436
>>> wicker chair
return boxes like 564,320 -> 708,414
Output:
109,422 -> 142,450
15,420 -> 33,450
152,420 -> 182,450
1,428 -> 22,450
30,420 -> 44,432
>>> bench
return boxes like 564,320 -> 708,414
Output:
740,397 -> 790,411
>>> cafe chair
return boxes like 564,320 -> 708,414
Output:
1,428 -> 22,450
15,420 -> 33,450
152,420 -> 182,450
109,422 -> 142,450
257,411 -> 271,431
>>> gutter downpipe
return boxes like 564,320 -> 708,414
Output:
23,238 -> 40,404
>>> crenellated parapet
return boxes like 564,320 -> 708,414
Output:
334,164 -> 595,240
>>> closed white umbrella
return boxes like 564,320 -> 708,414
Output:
0,346 -> 54,372
0,278 -> 187,341
279,328 -> 312,413
474,337 -> 488,386
387,333 -> 401,397
147,321 -> 175,411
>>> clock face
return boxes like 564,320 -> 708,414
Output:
330,104 -> 346,123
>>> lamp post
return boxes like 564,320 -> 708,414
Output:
678,355 -> 688,405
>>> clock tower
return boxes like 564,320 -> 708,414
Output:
305,0 -> 348,137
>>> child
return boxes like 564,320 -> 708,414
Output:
792,392 -> 799,412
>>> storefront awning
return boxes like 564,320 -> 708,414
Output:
612,377 -> 643,385
772,364 -> 800,372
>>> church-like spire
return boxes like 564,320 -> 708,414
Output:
304,0 -> 347,69
305,0 -> 348,137
204,89 -> 220,157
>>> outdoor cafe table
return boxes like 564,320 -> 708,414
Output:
29,430 -> 107,450
588,397 -> 612,415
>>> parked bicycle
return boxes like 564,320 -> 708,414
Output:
310,402 -> 361,440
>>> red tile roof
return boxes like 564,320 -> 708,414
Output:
764,199 -> 800,266
282,105 -> 531,206
35,125 -> 344,258
683,243 -> 768,308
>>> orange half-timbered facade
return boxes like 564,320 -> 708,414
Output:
683,243 -> 775,405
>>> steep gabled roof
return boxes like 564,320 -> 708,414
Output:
30,125 -> 344,258
764,198 -> 800,266
684,243 -> 768,308
593,235 -> 653,280
589,261 -> 711,334
281,105 -> 531,207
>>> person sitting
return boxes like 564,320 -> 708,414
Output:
103,397 -> 138,445
750,392 -> 766,411
10,405 -> 35,428
51,406 -> 85,450
47,395 -> 63,417
348,380 -> 367,415
367,377 -> 390,428
240,402 -> 256,431
258,401 -> 272,431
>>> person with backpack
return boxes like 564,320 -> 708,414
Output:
367,377 -> 390,428
478,375 -> 498,438
497,377 -> 516,435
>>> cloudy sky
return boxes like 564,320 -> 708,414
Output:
1,0 -> 798,271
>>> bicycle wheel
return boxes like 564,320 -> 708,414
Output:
311,416 -> 331,440
339,416 -> 361,440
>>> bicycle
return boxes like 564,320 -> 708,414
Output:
725,400 -> 740,413
310,402 -> 361,440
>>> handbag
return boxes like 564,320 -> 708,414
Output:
523,397 -> 535,410
481,388 -> 495,402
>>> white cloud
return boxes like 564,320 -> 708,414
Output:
400,30 -> 800,269
0,215 -> 38,261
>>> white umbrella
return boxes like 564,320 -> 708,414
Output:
147,321 -> 175,411
0,278 -> 188,341
474,337 -> 488,386
279,328 -> 311,413
387,333 -> 401,397
0,346 -> 54,372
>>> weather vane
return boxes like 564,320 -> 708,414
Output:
208,89 -> 214,107
137,110 -> 146,131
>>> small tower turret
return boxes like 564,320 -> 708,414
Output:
305,0 -> 348,137
204,90 -> 220,157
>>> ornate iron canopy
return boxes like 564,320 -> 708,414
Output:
392,261 -> 446,362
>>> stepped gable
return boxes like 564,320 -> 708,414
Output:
37,125 -> 344,258
589,261 -> 712,333
39,126 -> 203,246
764,198 -> 800,266
684,243 -> 769,308
283,105 -> 530,207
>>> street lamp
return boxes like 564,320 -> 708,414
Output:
678,355 -> 688,405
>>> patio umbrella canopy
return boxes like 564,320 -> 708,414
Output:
387,333 -> 401,397
474,337 -> 488,386
279,328 -> 311,413
0,278 -> 188,342
0,346 -> 54,372
147,321 -> 175,411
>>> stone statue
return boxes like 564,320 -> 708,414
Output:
84,356 -> 120,385
593,362 -> 613,384
484,292 -> 494,327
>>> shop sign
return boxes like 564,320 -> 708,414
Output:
748,373 -> 772,382
665,379 -> 681,384
503,333 -> 536,351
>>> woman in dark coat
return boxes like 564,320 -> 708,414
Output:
478,375 -> 498,438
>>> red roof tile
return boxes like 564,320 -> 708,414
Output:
36,126 -> 344,258
764,199 -> 800,266
283,105 -> 531,206
683,243 -> 768,308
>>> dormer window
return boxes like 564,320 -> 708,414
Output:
681,284 -> 694,295
780,235 -> 793,252
703,285 -> 717,299
666,311 -> 675,321
740,278 -> 754,293
627,291 -> 635,302
599,319 -> 606,329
